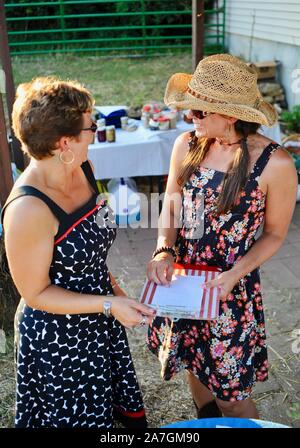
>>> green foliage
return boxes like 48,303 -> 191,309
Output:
4,0 -> 225,56
287,402 -> 300,420
281,105 -> 300,134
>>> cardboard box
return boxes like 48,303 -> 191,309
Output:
248,61 -> 279,80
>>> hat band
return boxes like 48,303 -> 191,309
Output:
187,86 -> 228,105
187,86 -> 263,110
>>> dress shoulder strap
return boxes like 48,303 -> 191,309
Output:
250,142 -> 281,179
1,185 -> 67,226
81,160 -> 99,194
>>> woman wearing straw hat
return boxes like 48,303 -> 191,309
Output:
147,54 -> 297,419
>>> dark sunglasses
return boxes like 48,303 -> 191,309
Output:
191,110 -> 211,119
81,122 -> 97,133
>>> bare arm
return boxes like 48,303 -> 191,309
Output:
204,148 -> 298,298
4,197 -> 154,326
230,148 -> 298,279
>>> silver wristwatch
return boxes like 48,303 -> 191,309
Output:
103,301 -> 112,318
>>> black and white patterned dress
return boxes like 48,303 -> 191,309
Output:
2,161 -> 146,428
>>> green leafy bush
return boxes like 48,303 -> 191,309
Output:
281,105 -> 300,134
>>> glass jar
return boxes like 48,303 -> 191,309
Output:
97,126 -> 106,142
141,112 -> 150,128
97,118 -> 106,128
106,125 -> 116,143
120,116 -> 128,130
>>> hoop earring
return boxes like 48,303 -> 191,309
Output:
59,149 -> 74,165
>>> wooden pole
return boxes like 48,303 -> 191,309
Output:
192,0 -> 205,71
0,0 -> 25,171
0,71 -> 13,206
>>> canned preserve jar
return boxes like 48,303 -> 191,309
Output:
106,125 -> 116,143
97,126 -> 106,142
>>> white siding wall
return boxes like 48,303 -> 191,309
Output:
225,0 -> 300,108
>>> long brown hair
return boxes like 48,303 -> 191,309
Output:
177,120 -> 260,215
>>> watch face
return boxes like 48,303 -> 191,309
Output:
104,301 -> 111,317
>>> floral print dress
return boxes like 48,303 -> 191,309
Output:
147,132 -> 280,402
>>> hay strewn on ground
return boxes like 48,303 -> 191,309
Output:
0,238 -> 19,332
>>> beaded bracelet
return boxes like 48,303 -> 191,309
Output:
152,246 -> 177,261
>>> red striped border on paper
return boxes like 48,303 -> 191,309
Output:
140,263 -> 221,320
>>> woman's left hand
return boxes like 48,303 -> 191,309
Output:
201,270 -> 240,301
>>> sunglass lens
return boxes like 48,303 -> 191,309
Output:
191,110 -> 204,119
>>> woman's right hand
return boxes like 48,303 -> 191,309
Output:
147,252 -> 174,286
110,297 -> 156,329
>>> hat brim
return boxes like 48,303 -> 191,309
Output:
164,73 -> 278,127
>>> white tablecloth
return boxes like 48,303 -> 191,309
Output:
88,119 -> 281,180
88,120 -> 193,179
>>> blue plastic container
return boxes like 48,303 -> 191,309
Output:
162,417 -> 289,428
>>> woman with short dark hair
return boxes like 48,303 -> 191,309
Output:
2,76 -> 154,428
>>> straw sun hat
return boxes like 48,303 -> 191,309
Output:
164,54 -> 277,127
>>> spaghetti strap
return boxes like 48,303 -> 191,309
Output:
1,185 -> 67,226
81,160 -> 99,194
1,161 -> 100,227
249,141 -> 280,179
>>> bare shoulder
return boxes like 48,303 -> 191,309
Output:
174,130 -> 191,149
263,146 -> 298,192
250,132 -> 296,175
171,131 -> 193,163
267,146 -> 296,172
3,194 -> 56,237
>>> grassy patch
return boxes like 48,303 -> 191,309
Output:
12,51 -> 192,106
0,332 -> 15,428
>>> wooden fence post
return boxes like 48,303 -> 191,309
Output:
0,1 -> 25,171
0,69 -> 13,206
192,0 -> 205,71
